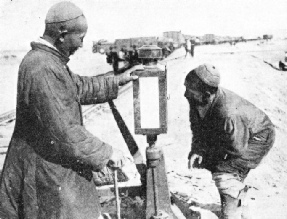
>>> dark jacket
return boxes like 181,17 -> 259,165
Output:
106,50 -> 113,64
0,42 -> 119,219
189,87 -> 275,176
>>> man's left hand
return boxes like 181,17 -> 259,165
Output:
188,154 -> 203,170
118,64 -> 144,86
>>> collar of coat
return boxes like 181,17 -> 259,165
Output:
30,41 -> 70,64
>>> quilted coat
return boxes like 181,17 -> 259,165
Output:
188,87 -> 275,177
0,42 -> 119,219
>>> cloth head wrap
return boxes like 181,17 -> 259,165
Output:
192,63 -> 220,87
45,1 -> 83,24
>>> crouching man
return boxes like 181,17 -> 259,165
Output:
184,64 -> 275,219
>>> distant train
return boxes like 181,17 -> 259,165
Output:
263,34 -> 273,41
92,31 -> 186,57
93,39 -> 176,59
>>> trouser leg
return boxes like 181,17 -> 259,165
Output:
213,172 -> 253,219
220,193 -> 242,219
219,188 -> 252,219
190,46 -> 194,57
240,187 -> 252,219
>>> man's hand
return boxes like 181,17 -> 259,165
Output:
108,148 -> 128,169
118,64 -> 144,86
188,154 -> 203,170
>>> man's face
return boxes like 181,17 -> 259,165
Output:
61,32 -> 86,56
59,16 -> 88,56
184,74 -> 206,106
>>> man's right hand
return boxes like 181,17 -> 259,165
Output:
118,64 -> 144,86
188,154 -> 203,170
108,148 -> 127,169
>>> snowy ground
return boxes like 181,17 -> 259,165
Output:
1,39 -> 287,218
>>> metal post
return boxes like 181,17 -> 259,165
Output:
113,169 -> 121,219
152,168 -> 159,216
145,134 -> 176,219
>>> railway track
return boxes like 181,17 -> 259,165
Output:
0,109 -> 15,124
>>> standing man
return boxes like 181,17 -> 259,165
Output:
118,47 -> 128,70
184,41 -> 188,58
185,39 -> 191,58
112,47 -> 131,75
184,64 -> 275,219
129,45 -> 140,66
0,2 -> 142,219
106,46 -> 113,65
111,46 -> 120,74
111,46 -> 127,75
190,39 -> 195,57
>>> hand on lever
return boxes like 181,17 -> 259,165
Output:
108,148 -> 128,169
118,64 -> 144,86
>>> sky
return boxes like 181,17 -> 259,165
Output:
1,0 -> 287,50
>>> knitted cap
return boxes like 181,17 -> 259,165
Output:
45,1 -> 83,24
193,63 -> 220,87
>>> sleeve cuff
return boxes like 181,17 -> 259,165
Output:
108,76 -> 119,100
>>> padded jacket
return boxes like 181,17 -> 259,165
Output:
0,42 -> 119,219
189,87 -> 275,176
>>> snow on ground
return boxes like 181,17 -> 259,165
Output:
1,40 -> 287,218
